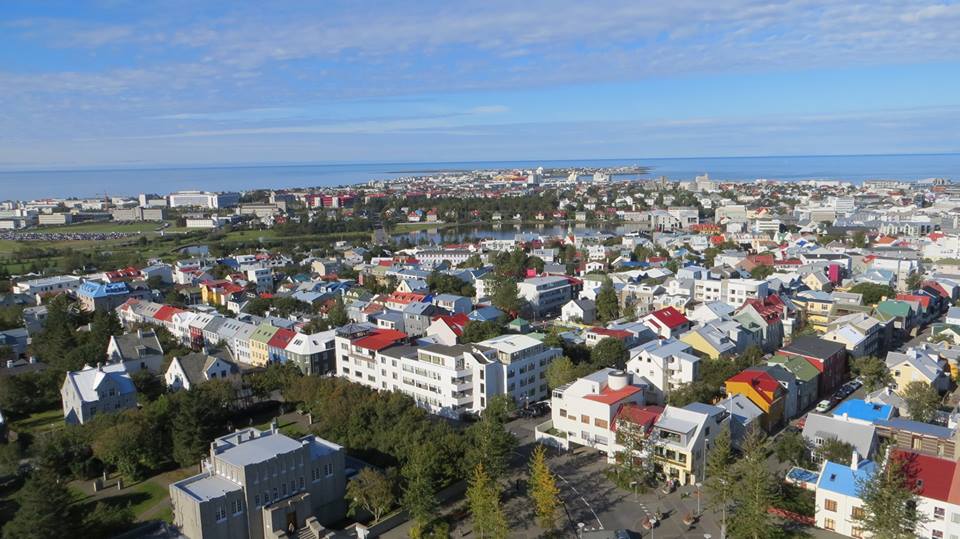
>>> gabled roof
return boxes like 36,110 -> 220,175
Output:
153,304 -> 185,322
817,459 -> 876,498
802,413 -> 876,459
875,299 -> 912,318
895,293 -> 931,310
111,330 -> 163,360
646,306 -> 690,329
726,370 -> 782,403
891,450 -> 957,503
768,354 -> 820,382
779,336 -> 846,361
267,328 -> 296,349
432,313 -> 469,336
584,383 -> 643,405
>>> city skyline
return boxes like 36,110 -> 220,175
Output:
2,0 -> 960,169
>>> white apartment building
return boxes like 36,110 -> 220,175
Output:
13,275 -> 83,296
692,278 -> 769,306
538,369 -> 647,454
626,339 -> 700,405
335,326 -> 560,417
814,458 -> 875,538
517,276 -> 572,317
651,404 -> 729,485
245,268 -> 273,293
169,190 -> 240,209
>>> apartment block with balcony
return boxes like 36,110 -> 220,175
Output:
626,339 -> 700,405
518,276 -> 572,318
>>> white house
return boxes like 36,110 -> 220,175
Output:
561,299 -> 596,324
517,276 -> 572,317
626,339 -> 701,405
165,352 -> 241,392
61,363 -> 137,425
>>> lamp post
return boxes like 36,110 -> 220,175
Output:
630,480 -> 638,502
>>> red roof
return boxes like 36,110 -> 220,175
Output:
923,281 -> 950,299
153,305 -> 184,322
647,307 -> 690,329
353,329 -> 407,351
748,254 -> 774,266
433,313 -> 470,336
891,450 -> 957,503
727,370 -> 781,403
589,328 -> 633,340
387,292 -> 426,304
896,293 -> 930,310
613,403 -> 664,432
740,293 -> 786,323
584,383 -> 643,405
267,328 -> 296,349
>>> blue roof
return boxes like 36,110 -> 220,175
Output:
817,460 -> 875,497
78,281 -> 129,298
832,399 -> 894,423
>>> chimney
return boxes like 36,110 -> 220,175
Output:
850,450 -> 860,470
270,418 -> 278,434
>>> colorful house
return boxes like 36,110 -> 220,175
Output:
778,336 -> 848,397
724,370 -> 787,432
249,323 -> 280,366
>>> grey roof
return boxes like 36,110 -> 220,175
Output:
781,336 -> 846,360
175,352 -> 238,387
215,428 -> 304,467
873,418 -> 955,438
884,349 -> 943,383
112,330 -> 163,359
173,471 -> 242,502
801,413 -> 876,458
716,394 -> 763,424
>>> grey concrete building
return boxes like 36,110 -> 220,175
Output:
170,426 -> 346,539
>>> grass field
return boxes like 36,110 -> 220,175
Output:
34,221 -> 165,234
10,408 -> 63,435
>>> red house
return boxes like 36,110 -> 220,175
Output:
777,336 -> 847,397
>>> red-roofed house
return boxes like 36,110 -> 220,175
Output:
385,292 -> 426,311
267,328 -> 297,363
888,450 -> 960,537
725,370 -> 786,431
425,313 -> 470,345
537,369 -> 646,456
642,306 -> 692,339
737,293 -> 792,351
585,327 -> 636,348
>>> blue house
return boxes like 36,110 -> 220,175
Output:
831,399 -> 894,423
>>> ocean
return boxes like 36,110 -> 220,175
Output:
1,153 -> 958,200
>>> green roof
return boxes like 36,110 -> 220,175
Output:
768,354 -> 820,382
875,300 -> 911,318
508,318 -> 529,326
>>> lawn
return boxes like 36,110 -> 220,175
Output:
9,408 -> 63,435
35,221 -> 162,234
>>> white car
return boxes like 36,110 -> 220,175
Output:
815,400 -> 832,413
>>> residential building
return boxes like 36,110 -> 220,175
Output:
778,336 -> 848,397
724,369 -> 787,431
814,457 -> 876,537
885,348 -> 951,394
517,276 -> 572,317
641,306 -> 692,339
651,404 -> 729,485
626,339 -> 700,405
61,363 -> 137,424
679,323 -> 737,360
768,353 -> 821,413
106,329 -> 164,373
165,352 -> 241,392
284,330 -> 336,376
12,275 -> 82,296
692,278 -> 769,306
802,413 -> 877,463
169,426 -> 346,539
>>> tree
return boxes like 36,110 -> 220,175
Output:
346,468 -> 395,523
2,470 -> 73,539
326,297 -> 349,327
614,416 -> 659,494
467,463 -> 508,539
459,254 -> 483,269
905,272 -> 924,291
527,445 -> 559,530
730,429 -> 776,539
852,230 -> 868,248
851,356 -> 893,392
591,337 -> 627,370
749,265 -> 774,280
595,278 -> 619,323
856,451 -> 927,538
401,445 -> 438,532
461,320 -> 503,344
171,386 -> 227,467
902,381 -> 940,423
704,426 -> 736,537
490,277 -> 522,314
131,370 -> 165,402
465,396 -> 517,481
774,430 -> 809,467
545,356 -> 590,390
848,283 -> 896,305
815,438 -> 855,465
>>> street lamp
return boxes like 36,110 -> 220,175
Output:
630,480 -> 638,502
695,482 -> 702,516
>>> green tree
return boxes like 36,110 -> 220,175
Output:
171,386 -> 227,467
527,445 -> 560,530
545,356 -> 590,390
902,381 -> 940,422
2,470 -> 73,539
490,277 -> 522,314
401,445 -> 438,532
326,296 -> 349,327
852,230 -> 868,248
704,426 -> 736,537
749,265 -> 774,280
81,500 -> 135,538
815,438 -> 855,465
774,430 -> 810,467
465,396 -> 517,481
856,451 -> 927,538
595,278 -> 620,323
851,356 -> 893,392
613,416 -> 659,493
459,254 -> 484,269
461,320 -> 504,344
346,467 -> 395,523
848,283 -> 896,305
591,337 -> 627,370
730,429 -> 776,539
467,463 -> 508,539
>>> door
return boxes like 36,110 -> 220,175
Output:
285,510 -> 297,534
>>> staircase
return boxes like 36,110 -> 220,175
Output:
296,528 -> 317,539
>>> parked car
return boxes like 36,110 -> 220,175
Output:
815,400 -> 832,413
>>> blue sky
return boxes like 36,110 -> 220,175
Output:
2,0 -> 960,168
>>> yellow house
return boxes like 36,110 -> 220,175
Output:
792,290 -> 833,333
885,350 -> 949,394
249,323 -> 279,366
679,325 -> 736,360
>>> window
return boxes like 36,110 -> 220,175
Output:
932,531 -> 943,539
823,518 -> 835,531
851,527 -> 864,538
559,409 -> 567,418
581,414 -> 590,424
232,500 -> 243,515
273,487 -> 278,500
952,512 -> 960,524
324,463 -> 333,477
282,483 -> 287,496
912,436 -> 923,450
935,507 -> 946,520
824,499 -> 837,512
215,505 -> 226,522
851,507 -> 865,519
594,418 -> 608,429
299,477 -> 304,490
